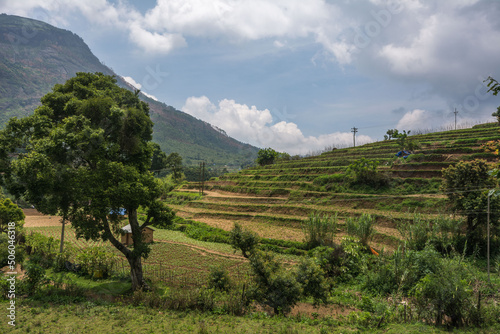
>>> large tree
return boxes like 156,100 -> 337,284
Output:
0,72 -> 173,290
441,159 -> 500,247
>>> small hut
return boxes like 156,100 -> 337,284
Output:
120,224 -> 155,246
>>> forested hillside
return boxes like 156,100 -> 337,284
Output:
0,14 -> 258,167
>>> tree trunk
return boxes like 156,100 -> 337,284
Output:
127,254 -> 148,291
101,210 -> 149,291
59,219 -> 66,253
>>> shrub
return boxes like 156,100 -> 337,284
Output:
22,260 -> 48,296
0,234 -> 26,267
229,223 -> 259,258
346,158 -> 389,189
75,246 -> 116,279
296,257 -> 329,306
345,214 -> 375,246
302,213 -> 338,248
249,250 -> 302,315
312,245 -> 347,279
25,232 -> 59,268
412,258 -> 476,327
208,266 -> 231,292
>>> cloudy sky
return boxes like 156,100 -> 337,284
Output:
2,0 -> 500,154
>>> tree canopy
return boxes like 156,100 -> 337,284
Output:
0,72 -> 174,290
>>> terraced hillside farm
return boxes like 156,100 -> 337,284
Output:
176,124 -> 500,252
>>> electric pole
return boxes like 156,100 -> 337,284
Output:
199,162 -> 206,195
351,127 -> 358,147
453,108 -> 459,130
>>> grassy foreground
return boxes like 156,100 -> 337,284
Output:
3,300 -> 497,334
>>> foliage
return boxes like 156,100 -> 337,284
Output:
256,148 -> 279,166
75,246 -> 117,279
412,258 -> 477,328
302,213 -> 338,248
22,260 -> 48,296
207,266 -> 231,292
384,129 -> 400,140
441,159 -> 500,247
26,232 -> 60,268
296,257 -> 329,306
0,72 -> 175,290
229,223 -> 259,258
165,152 -> 184,181
0,233 -> 26,267
249,250 -> 302,315
312,245 -> 348,279
397,213 -> 463,253
345,214 -> 375,246
346,158 -> 389,188
0,198 -> 24,233
150,142 -> 168,173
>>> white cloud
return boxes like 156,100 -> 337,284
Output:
122,76 -> 141,89
128,23 -> 187,54
122,76 -> 159,101
182,96 -> 373,154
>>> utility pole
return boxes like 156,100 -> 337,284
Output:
351,127 -> 358,147
453,108 -> 459,130
487,191 -> 491,284
199,162 -> 206,195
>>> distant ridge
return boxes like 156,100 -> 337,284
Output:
0,14 -> 258,167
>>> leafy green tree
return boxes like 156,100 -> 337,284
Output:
491,107 -> 500,126
0,72 -> 174,290
249,250 -> 302,315
165,152 -> 183,181
441,159 -> 500,247
0,198 -> 24,234
384,129 -> 400,140
150,143 -> 168,173
256,148 -> 278,166
229,223 -> 259,258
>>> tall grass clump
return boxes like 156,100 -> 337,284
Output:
345,214 -> 375,246
302,213 -> 338,248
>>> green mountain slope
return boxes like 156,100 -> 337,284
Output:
0,14 -> 258,167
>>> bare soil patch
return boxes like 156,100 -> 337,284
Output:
23,209 -> 63,227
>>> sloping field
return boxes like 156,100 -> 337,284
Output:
177,123 -> 500,252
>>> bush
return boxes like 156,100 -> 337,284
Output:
21,260 -> 48,296
302,213 -> 338,248
312,245 -> 347,279
412,258 -> 476,327
296,257 -> 329,306
75,246 -> 116,279
249,250 -> 302,315
25,232 -> 59,268
0,234 -> 26,267
208,266 -> 231,292
400,214 -> 464,253
229,223 -> 259,258
345,214 -> 375,246
346,158 -> 389,189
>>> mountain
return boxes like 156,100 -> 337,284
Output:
0,14 -> 258,168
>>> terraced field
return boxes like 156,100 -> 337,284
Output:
176,124 -> 500,252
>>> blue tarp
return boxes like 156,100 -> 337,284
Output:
109,208 -> 126,216
395,150 -> 411,159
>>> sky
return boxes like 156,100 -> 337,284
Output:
1,0 -> 500,155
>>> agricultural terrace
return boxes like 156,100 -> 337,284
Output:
177,123 -> 500,253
